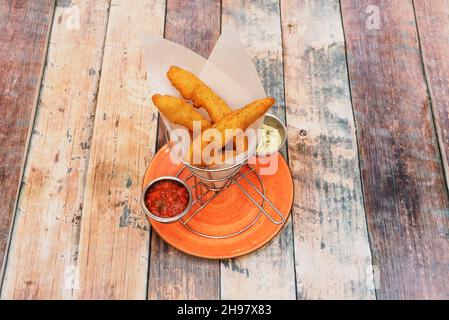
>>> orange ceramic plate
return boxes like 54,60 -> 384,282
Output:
142,144 -> 294,259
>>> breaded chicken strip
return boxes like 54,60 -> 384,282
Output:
152,94 -> 211,132
167,66 -> 232,123
187,97 -> 275,166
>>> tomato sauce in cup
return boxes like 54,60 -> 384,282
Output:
144,179 -> 190,218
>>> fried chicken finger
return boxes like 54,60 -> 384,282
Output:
167,66 -> 232,123
152,94 -> 211,132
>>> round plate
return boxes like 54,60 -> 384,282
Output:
142,144 -> 294,259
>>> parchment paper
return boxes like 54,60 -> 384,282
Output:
142,22 -> 268,186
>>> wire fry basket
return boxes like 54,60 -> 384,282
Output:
159,128 -> 287,239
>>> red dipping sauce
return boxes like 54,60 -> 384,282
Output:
144,180 -> 190,218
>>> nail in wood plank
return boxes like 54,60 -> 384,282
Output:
341,0 -> 449,299
148,0 -> 221,300
74,0 -> 165,299
282,0 -> 376,299
219,0 -> 296,300
0,0 -> 55,276
0,0 -> 110,299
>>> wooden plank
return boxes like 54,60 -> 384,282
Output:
281,0 -> 375,299
0,0 -> 54,275
74,0 -> 165,299
341,0 -> 449,299
0,0 -> 110,299
148,0 -> 221,300
414,0 -> 449,191
219,0 -> 296,300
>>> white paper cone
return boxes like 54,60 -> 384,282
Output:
142,22 -> 267,189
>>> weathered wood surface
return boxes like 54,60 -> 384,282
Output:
149,0 -> 221,300
341,0 -> 449,299
281,0 -> 375,299
0,0 -> 54,275
0,0 -> 110,299
74,0 -> 165,299
220,0 -> 296,300
3,0 -> 449,300
414,0 -> 449,191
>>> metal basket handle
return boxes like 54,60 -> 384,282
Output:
234,169 -> 285,225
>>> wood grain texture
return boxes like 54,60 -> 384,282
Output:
341,0 -> 449,299
148,0 -> 221,300
282,0 -> 375,299
414,0 -> 449,191
0,0 -> 110,299
219,0 -> 296,300
74,0 -> 165,299
0,0 -> 54,275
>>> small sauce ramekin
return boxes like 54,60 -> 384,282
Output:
256,113 -> 287,156
141,176 -> 192,223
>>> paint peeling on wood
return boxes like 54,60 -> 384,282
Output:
0,0 -> 55,276
221,259 -> 249,277
413,0 -> 449,192
282,0 -> 375,299
220,0 -> 296,300
341,0 -> 449,299
74,0 -> 165,299
57,0 -> 73,8
0,0 -> 109,299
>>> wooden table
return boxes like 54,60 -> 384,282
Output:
1,0 -> 449,300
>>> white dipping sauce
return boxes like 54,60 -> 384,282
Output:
257,124 -> 282,154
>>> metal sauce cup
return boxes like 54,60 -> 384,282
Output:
256,113 -> 287,156
141,176 -> 192,223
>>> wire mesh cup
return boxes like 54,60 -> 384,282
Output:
165,125 -> 259,191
